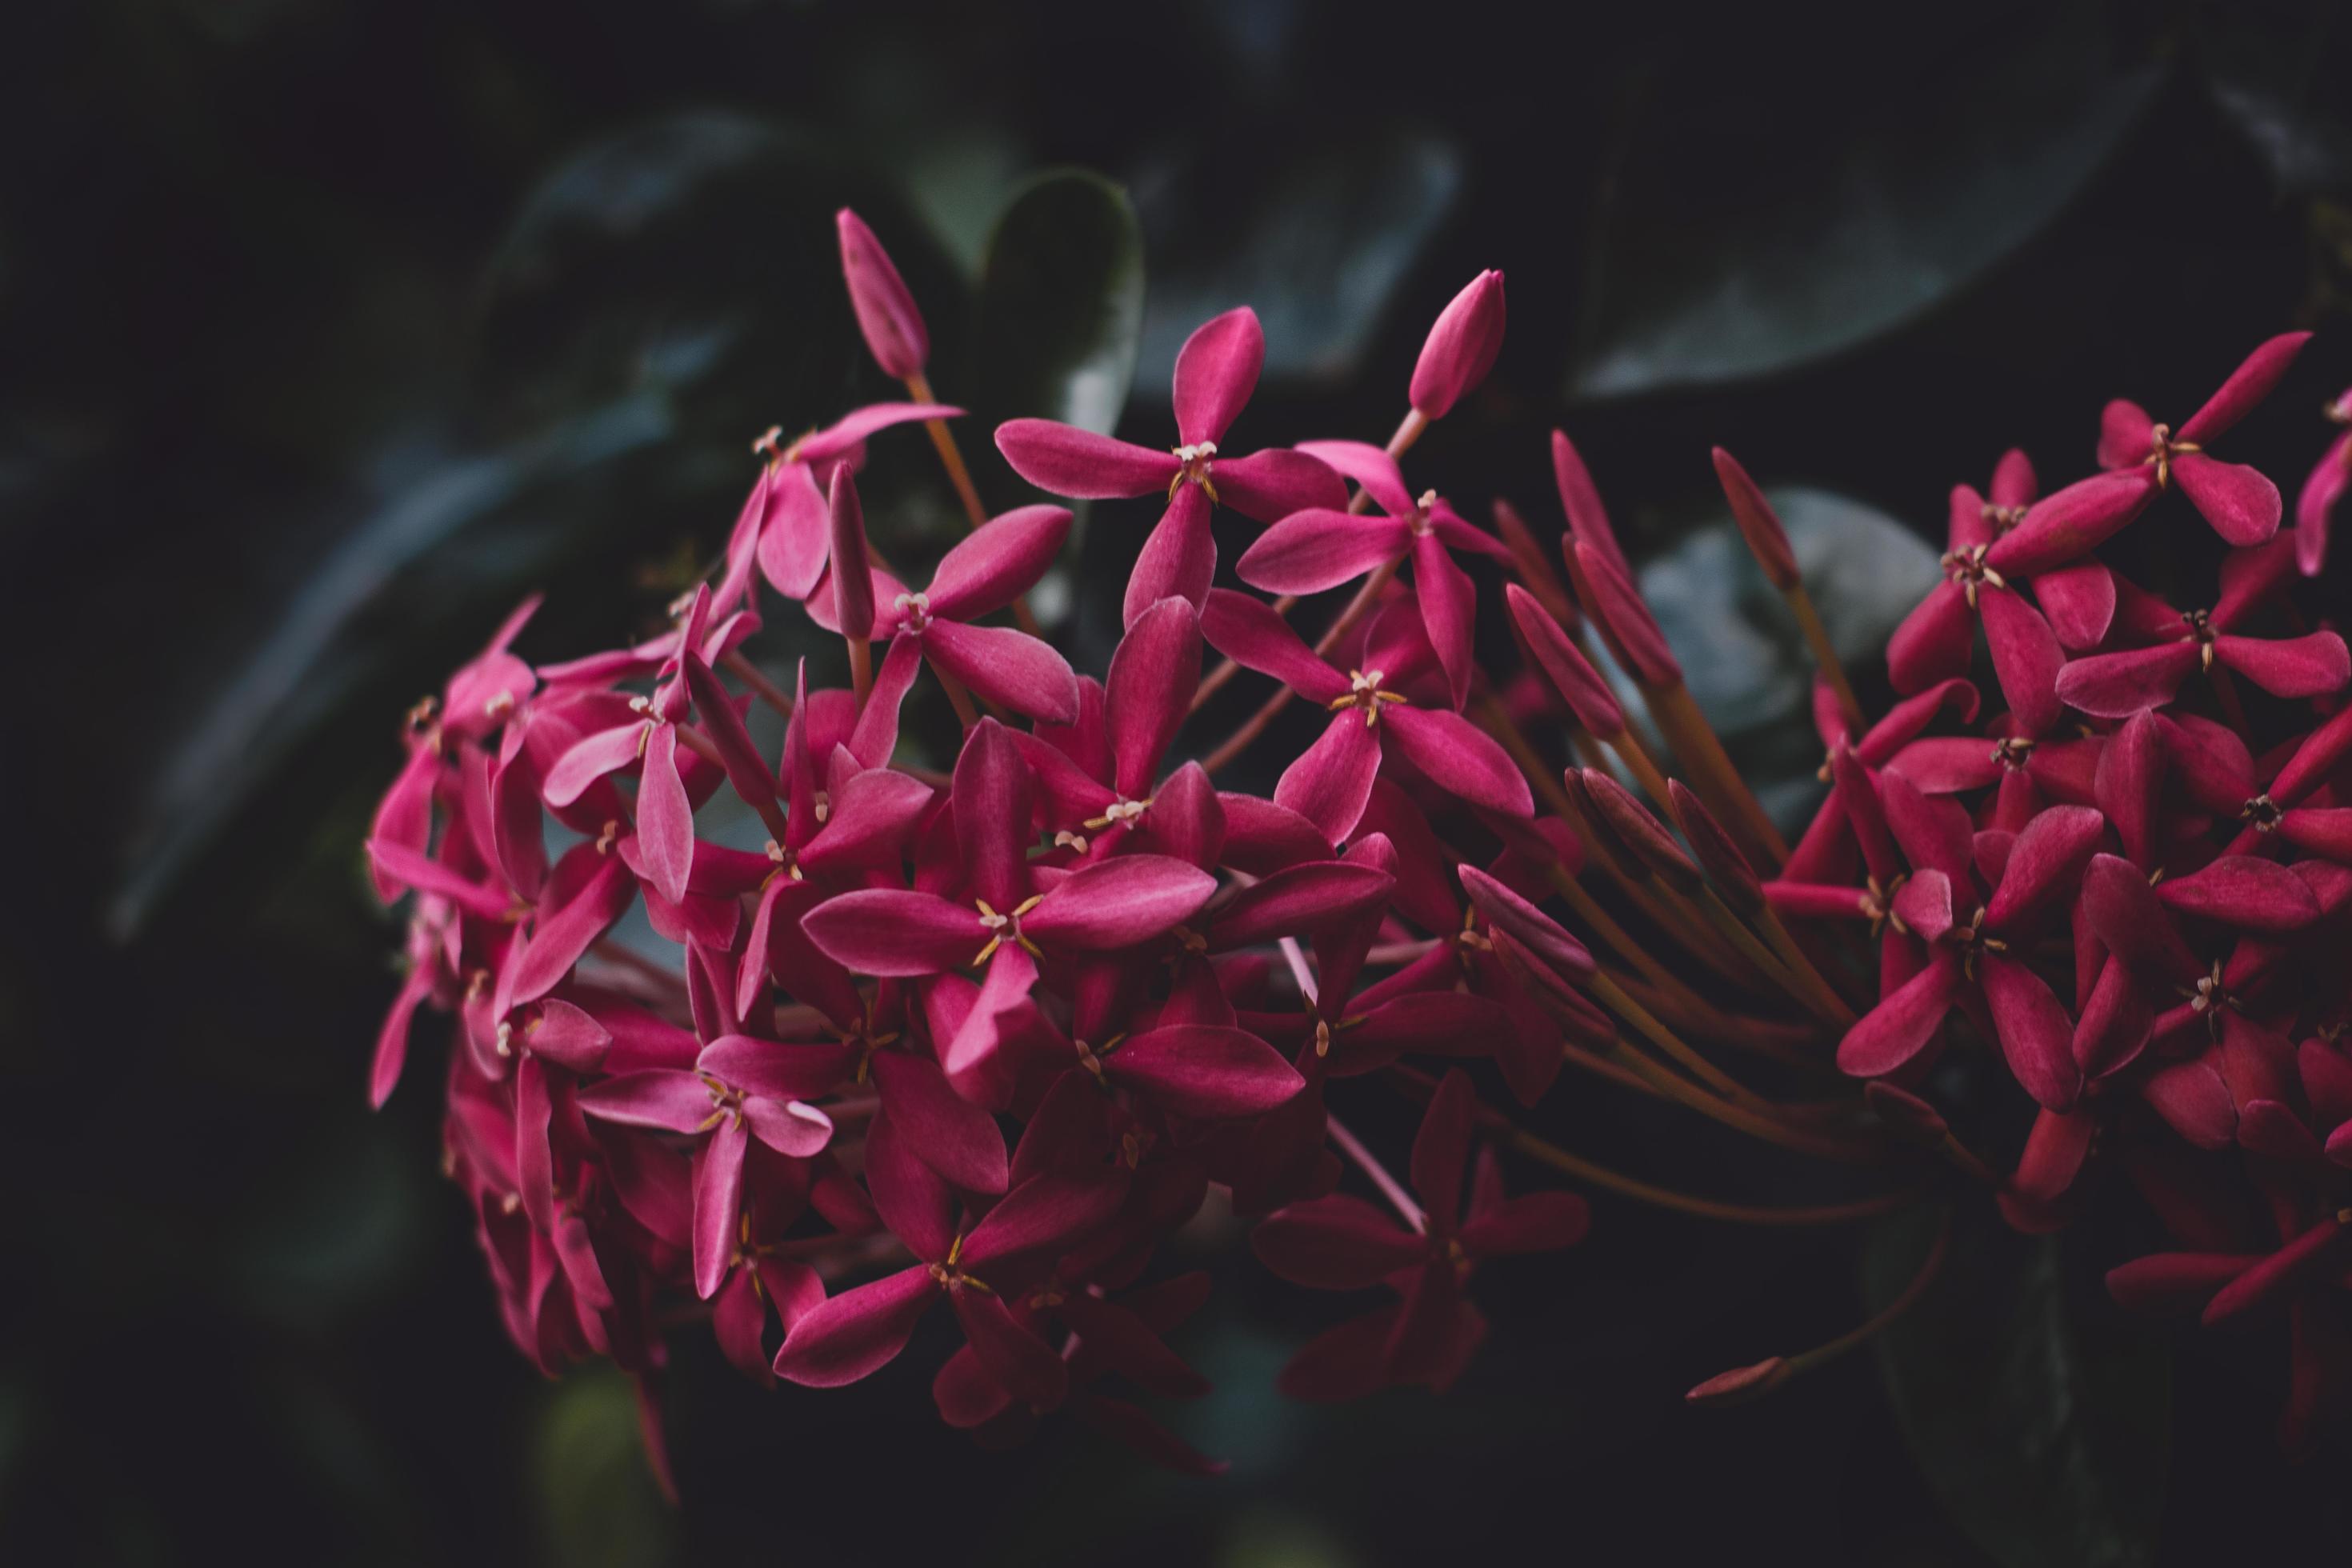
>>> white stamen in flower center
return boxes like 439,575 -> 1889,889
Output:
1167,442 -> 1220,502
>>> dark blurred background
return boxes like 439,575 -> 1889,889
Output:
6,0 -> 2352,1562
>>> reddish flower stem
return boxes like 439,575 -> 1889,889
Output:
1784,582 -> 1866,736
1329,1114 -> 1429,1234
1498,1126 -> 1915,1227
904,369 -> 1044,638
722,651 -> 796,718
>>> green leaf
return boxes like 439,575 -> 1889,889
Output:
1569,16 -> 2161,399
1866,1207 -> 2171,1568
1630,487 -> 1942,830
977,168 -> 1145,435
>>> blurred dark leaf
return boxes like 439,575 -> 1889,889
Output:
1634,487 -> 1941,828
1867,1208 -> 2170,1568
2202,16 -> 2352,198
1570,18 -> 2162,399
1134,125 -> 1462,393
111,111 -> 951,935
110,397 -> 674,937
978,169 -> 1146,436
476,110 -> 963,437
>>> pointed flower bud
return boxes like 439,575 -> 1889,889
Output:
1580,769 -> 1703,897
828,467 -> 876,638
837,208 -> 929,378
1711,447 -> 1798,591
1668,779 -> 1762,915
1409,270 -> 1505,420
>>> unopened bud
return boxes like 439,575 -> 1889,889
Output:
837,208 -> 929,378
1410,270 -> 1505,420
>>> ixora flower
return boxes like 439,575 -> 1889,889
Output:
366,210 -> 2352,1495
994,308 -> 1346,626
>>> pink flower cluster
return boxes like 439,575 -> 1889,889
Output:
368,224 -> 1586,1481
1770,337 -> 2352,1450
369,204 -> 2352,1480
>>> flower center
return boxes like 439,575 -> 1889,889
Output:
893,590 -> 932,633
763,838 -> 805,883
1329,669 -> 1409,727
2180,607 -> 2218,670
1862,873 -> 1908,938
2183,960 -> 2237,1030
1978,502 -> 2028,534
1990,737 -> 2036,772
2142,423 -> 2202,487
1083,796 -> 1153,832
1938,544 -> 2006,610
1951,906 -> 2007,981
972,894 -> 1046,965
926,1234 -> 991,1294
1408,490 -> 1441,536
2240,794 -> 2282,832
696,1073 -> 746,1131
1072,1034 -> 1126,1086
1167,442 -> 1220,502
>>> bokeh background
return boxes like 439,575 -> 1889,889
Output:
8,0 -> 2352,1562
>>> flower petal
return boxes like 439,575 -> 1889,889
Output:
2154,855 -> 2322,932
1199,587 -> 1349,703
1023,855 -> 1217,950
1413,530 -> 1478,712
871,1051 -> 1009,1194
2054,642 -> 2200,719
2172,452 -> 2282,547
994,420 -> 1175,498
2178,331 -> 2310,446
772,1266 -> 938,1387
1838,953 -> 1963,1078
1122,482 -> 1218,625
1234,509 -> 1410,594
922,619 -> 1081,726
755,462 -> 830,600
1980,953 -> 2082,1111
2214,630 -> 2350,701
1171,306 -> 1264,447
1110,1025 -> 1304,1117
1382,706 -> 1534,818
925,505 -> 1074,622
1106,596 -> 1201,800
2033,559 -> 2117,650
1210,447 -> 1348,525
692,1118 -> 750,1299
802,889 -> 985,976
1274,713 -> 1385,844
1251,1194 -> 1426,1289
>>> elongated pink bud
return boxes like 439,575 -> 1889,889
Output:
829,467 -> 875,638
1711,447 -> 1798,591
1669,779 -> 1762,915
1571,539 -> 1682,687
1506,583 -> 1623,737
837,208 -> 929,378
1581,769 -> 1702,896
1459,864 -> 1596,985
1686,1357 -> 1788,1405
1410,270 -> 1505,420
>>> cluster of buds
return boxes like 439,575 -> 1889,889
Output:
369,202 -> 2352,1486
